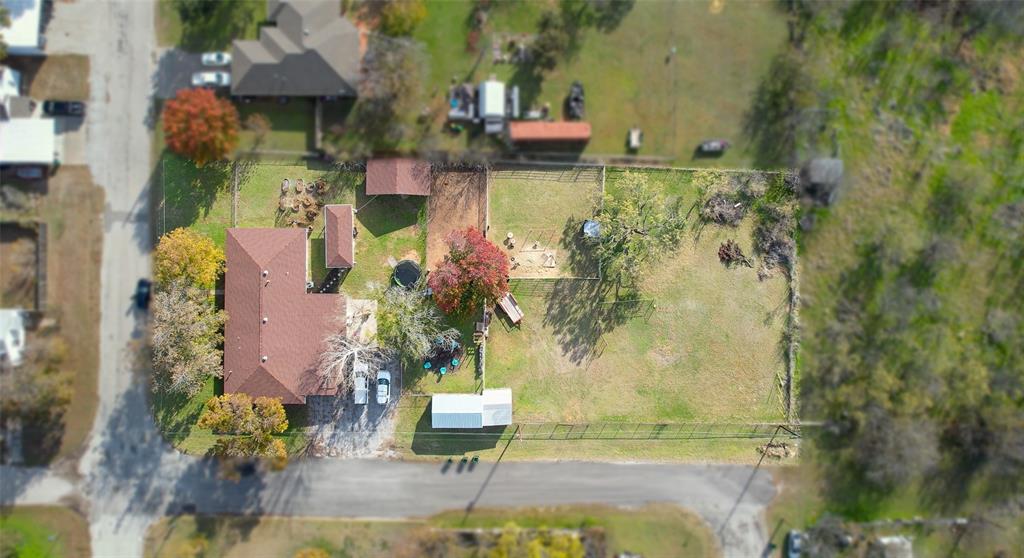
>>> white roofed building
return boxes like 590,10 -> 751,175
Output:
2,0 -> 46,56
0,118 -> 57,165
431,388 -> 513,429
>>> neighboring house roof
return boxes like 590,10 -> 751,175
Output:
0,119 -> 56,165
431,388 -> 513,429
230,0 -> 361,97
478,80 -> 505,119
508,121 -> 592,142
366,158 -> 432,196
324,204 -> 354,268
2,0 -> 44,56
223,228 -> 345,404
0,309 -> 27,367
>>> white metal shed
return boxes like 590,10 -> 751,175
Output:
431,388 -> 513,429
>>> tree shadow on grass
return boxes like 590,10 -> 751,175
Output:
177,1 -> 265,52
356,190 -> 425,237
410,401 -> 507,456
159,155 -> 232,233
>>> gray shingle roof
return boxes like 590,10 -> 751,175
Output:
231,0 -> 360,97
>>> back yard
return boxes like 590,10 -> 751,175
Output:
395,165 -> 796,462
412,1 -> 788,164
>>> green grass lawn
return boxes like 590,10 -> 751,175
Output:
237,99 -> 315,153
0,506 -> 91,558
486,168 -> 790,424
413,1 -> 787,165
156,0 -> 266,50
146,504 -> 718,558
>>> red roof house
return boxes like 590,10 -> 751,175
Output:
508,121 -> 592,143
223,228 -> 345,404
366,158 -> 432,196
324,204 -> 354,268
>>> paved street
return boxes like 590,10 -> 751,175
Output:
0,2 -> 776,558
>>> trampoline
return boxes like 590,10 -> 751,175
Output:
393,259 -> 422,288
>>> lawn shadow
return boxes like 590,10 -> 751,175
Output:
356,191 -> 425,237
409,401 -> 508,455
159,155 -> 232,233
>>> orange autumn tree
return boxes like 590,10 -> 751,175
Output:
162,88 -> 239,166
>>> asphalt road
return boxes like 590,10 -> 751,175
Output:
0,2 -> 777,558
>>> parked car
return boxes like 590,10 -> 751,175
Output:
42,100 -> 85,116
353,375 -> 368,405
376,370 -> 392,405
134,279 -> 152,310
14,166 -> 45,180
201,51 -> 232,66
191,71 -> 230,88
785,530 -> 805,558
697,139 -> 731,155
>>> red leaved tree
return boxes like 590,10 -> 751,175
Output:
428,227 -> 509,315
162,88 -> 240,166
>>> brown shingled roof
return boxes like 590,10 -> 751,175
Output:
324,204 -> 354,268
223,228 -> 345,404
366,158 -> 432,196
508,121 -> 592,142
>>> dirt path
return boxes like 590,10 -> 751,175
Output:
425,171 -> 486,269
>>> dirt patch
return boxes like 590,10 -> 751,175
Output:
426,170 -> 486,269
0,223 -> 39,308
8,55 -> 91,101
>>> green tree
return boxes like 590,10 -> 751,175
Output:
595,171 -> 686,288
151,282 -> 226,396
530,11 -> 571,70
0,6 -> 11,60
154,228 -> 224,289
379,0 -> 427,36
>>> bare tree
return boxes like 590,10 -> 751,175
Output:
316,333 -> 394,394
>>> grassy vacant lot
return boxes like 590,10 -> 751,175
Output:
156,0 -> 265,50
414,1 -> 787,164
487,169 -> 789,424
152,376 -> 309,456
5,55 -> 90,101
0,506 -> 91,558
145,504 -> 718,558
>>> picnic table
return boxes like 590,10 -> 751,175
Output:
497,292 -> 524,325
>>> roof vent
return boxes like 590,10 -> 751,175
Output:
261,355 -> 268,363
262,270 -> 269,277
262,317 -> 268,324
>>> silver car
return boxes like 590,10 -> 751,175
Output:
201,51 -> 232,67
376,370 -> 392,405
191,71 -> 230,88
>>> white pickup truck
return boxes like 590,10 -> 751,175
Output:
353,361 -> 369,404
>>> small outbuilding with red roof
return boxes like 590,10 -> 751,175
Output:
366,158 -> 432,196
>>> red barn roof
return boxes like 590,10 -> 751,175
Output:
223,228 -> 345,404
366,158 -> 432,196
508,121 -> 592,142
324,204 -> 354,268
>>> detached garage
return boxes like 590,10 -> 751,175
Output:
431,388 -> 513,429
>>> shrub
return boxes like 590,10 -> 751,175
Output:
379,0 -> 427,36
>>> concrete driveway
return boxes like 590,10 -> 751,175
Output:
153,49 -> 223,99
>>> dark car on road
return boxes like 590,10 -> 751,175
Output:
43,100 -> 86,117
135,279 -> 152,310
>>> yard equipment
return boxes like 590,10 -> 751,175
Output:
628,127 -> 643,150
697,139 -> 731,155
497,292 -> 524,325
566,81 -> 585,120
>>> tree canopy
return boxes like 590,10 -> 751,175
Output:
162,88 -> 239,166
154,228 -> 224,289
379,0 -> 427,37
428,227 -> 509,315
151,281 -> 226,396
375,281 -> 460,360
198,393 -> 289,470
595,171 -> 686,286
